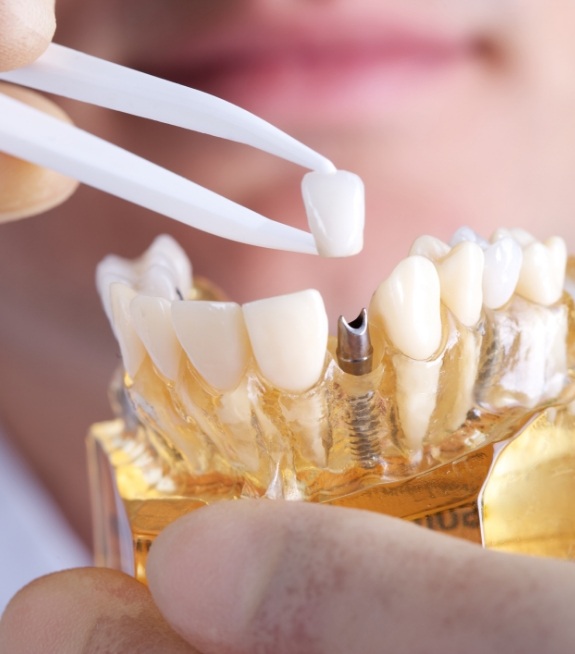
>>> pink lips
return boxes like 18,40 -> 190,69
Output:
136,17 -> 483,125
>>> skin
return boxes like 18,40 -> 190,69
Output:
2,0 -> 575,650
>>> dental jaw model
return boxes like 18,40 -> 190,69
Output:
10,45 -> 572,578
90,223 -> 575,582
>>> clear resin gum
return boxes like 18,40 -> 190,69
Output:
88,255 -> 575,583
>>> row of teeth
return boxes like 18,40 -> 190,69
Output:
374,226 -> 566,361
97,228 -> 569,452
97,235 -> 328,394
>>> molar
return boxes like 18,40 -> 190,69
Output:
171,300 -> 251,392
515,236 -> 567,306
301,170 -> 364,257
449,228 -> 522,310
242,289 -> 328,393
491,227 -> 536,248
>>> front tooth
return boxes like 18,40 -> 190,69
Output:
242,290 -> 328,393
130,295 -> 182,380
515,236 -> 567,306
301,170 -> 364,257
109,283 -> 146,378
409,235 -> 450,260
96,256 -> 137,322
437,241 -> 484,326
482,237 -> 523,309
172,301 -> 251,392
370,255 -> 442,360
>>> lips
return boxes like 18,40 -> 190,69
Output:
132,14 -> 486,124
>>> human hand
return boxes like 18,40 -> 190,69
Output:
0,0 -> 77,222
2,501 -> 575,653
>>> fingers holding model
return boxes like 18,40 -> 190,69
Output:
2,502 -> 575,652
0,0 -> 77,222
147,501 -> 575,654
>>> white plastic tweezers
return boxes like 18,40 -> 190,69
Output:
0,43 -> 337,254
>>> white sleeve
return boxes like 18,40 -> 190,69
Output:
0,430 -> 92,614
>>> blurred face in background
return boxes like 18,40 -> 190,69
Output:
49,0 -> 575,308
3,0 -> 575,539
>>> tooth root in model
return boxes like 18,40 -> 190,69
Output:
370,255 -> 443,452
443,326 -> 481,433
171,298 -> 261,471
217,385 -> 261,473
393,354 -> 443,452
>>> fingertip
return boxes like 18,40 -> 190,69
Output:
0,83 -> 79,223
148,500 -> 290,651
148,501 -> 398,653
0,568 -> 196,653
0,569 -> 130,653
0,0 -> 56,71
146,501 -> 504,654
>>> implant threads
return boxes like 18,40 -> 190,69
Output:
337,309 -> 382,469
345,389 -> 382,469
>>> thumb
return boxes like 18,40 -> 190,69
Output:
148,500 -> 575,654
0,83 -> 78,221
0,1 -> 76,224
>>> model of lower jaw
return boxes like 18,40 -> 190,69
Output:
96,227 -> 575,500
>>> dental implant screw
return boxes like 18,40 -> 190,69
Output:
337,309 -> 381,469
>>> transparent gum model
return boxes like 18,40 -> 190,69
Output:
88,237 -> 575,583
